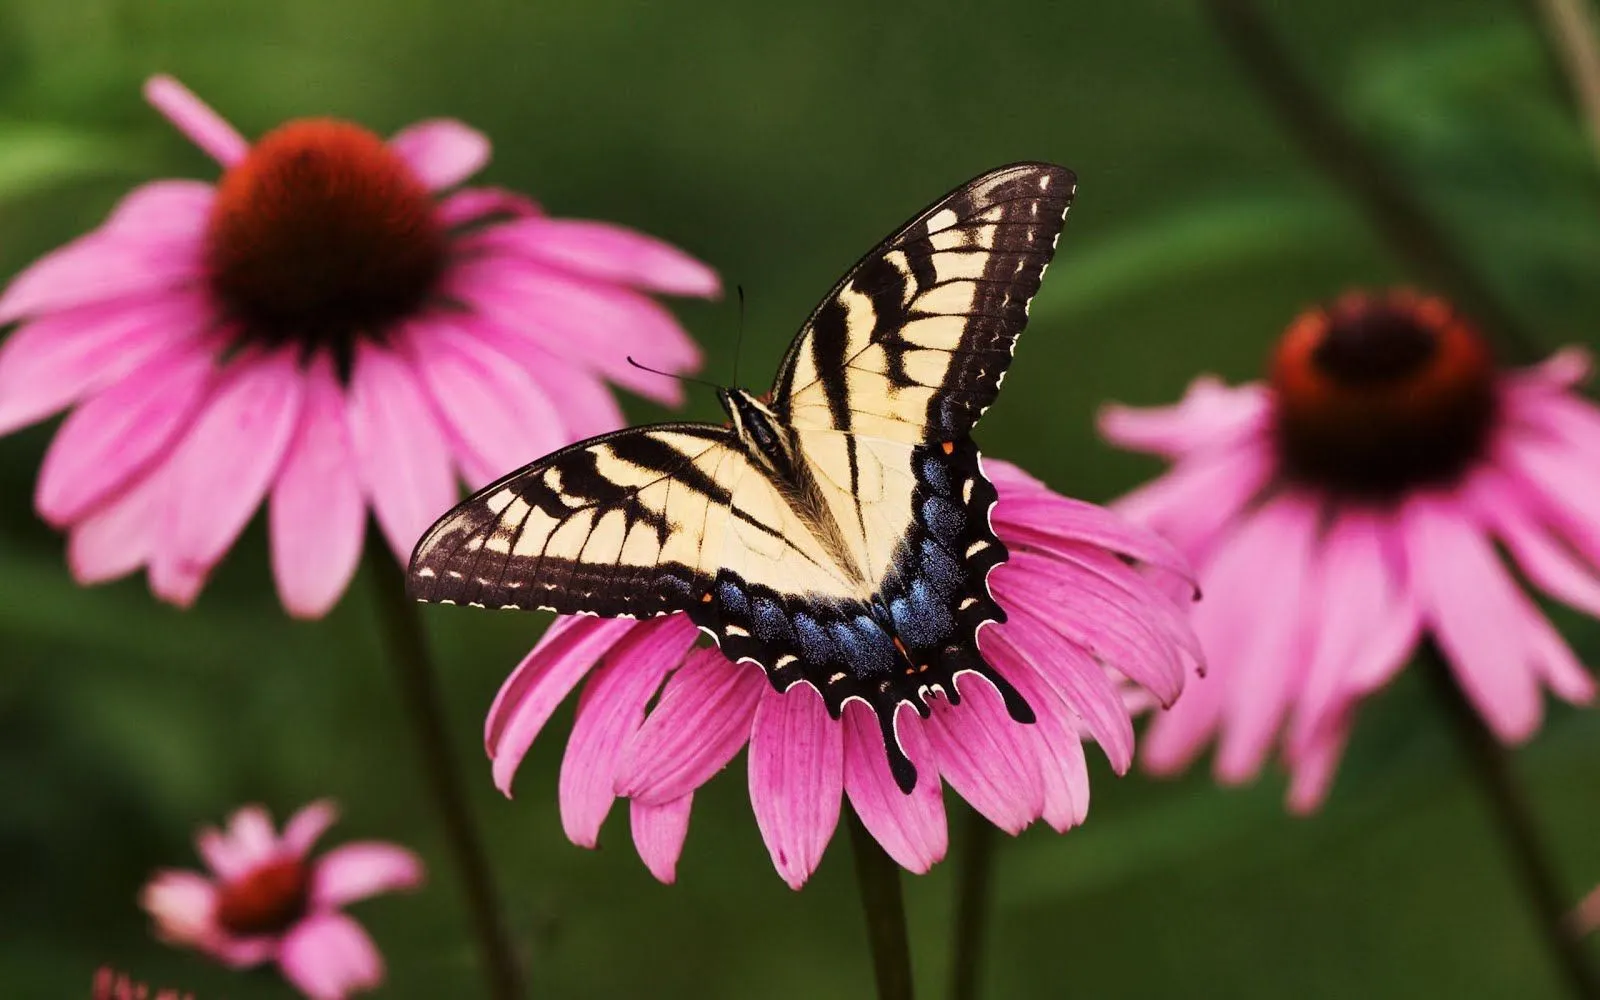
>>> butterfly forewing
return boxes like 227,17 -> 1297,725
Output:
407,424 -> 747,617
773,162 -> 1075,444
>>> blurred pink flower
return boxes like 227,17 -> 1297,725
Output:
140,800 -> 422,1000
1100,288 -> 1600,812
0,75 -> 718,617
92,968 -> 193,1000
486,459 -> 1200,888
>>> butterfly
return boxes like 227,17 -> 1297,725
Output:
409,162 -> 1076,792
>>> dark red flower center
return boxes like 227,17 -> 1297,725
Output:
1269,289 -> 1498,498
205,118 -> 446,361
213,856 -> 310,937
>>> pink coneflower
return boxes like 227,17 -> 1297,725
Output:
485,459 -> 1200,888
1100,288 -> 1600,811
140,800 -> 422,1000
0,75 -> 718,617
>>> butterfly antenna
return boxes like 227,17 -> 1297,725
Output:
625,356 -> 722,393
733,284 -> 748,388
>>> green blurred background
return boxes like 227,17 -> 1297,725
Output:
3,0 -> 1600,996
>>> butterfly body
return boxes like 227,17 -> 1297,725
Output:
410,163 -> 1076,790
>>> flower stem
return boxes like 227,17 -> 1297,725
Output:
948,806 -> 996,1000
1420,645 -> 1600,999
1199,0 -> 1543,363
847,803 -> 916,1000
1525,0 -> 1600,170
366,542 -> 524,1000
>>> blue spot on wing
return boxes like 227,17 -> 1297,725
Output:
919,539 -> 961,591
921,494 -> 964,544
794,613 -> 835,664
890,577 -> 955,647
717,580 -> 749,616
920,455 -> 952,494
751,595 -> 794,645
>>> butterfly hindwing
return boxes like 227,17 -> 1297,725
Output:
772,162 -> 1075,444
407,424 -> 748,617
693,431 -> 1033,790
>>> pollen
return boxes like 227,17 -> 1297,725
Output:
213,856 -> 310,937
205,118 -> 446,360
1270,288 -> 1497,498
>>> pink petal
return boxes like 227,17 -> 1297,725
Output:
842,702 -> 947,873
924,674 -> 1045,835
747,684 -> 844,889
388,120 -> 490,190
143,75 -> 248,167
225,806 -> 281,864
1288,511 -> 1420,757
282,800 -> 340,857
311,843 -> 424,908
403,320 -> 564,487
1207,496 -> 1319,783
988,603 -> 1134,771
559,616 -> 698,847
0,292 -> 211,434
1402,494 -> 1543,742
995,553 -> 1183,718
344,340 -> 457,563
486,614 -> 647,795
471,322 -> 626,440
1496,434 -> 1600,568
985,640 -> 1091,830
102,180 -> 216,241
269,354 -> 366,618
34,348 -> 215,526
1108,435 -> 1274,558
445,257 -> 701,406
209,935 -> 279,969
151,350 -> 305,606
0,227 -> 203,325
989,460 -> 1196,587
140,869 -> 217,945
67,454 -> 171,585
436,187 -> 540,229
197,826 -> 250,880
1472,469 -> 1600,618
468,217 -> 720,297
279,912 -> 384,1000
1097,376 -> 1271,458
1286,717 -> 1351,815
631,794 -> 693,884
1523,608 -> 1597,704
616,648 -> 766,805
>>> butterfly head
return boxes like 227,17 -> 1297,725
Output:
719,387 -> 785,459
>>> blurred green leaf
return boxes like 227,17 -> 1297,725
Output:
0,122 -> 136,203
1033,194 -> 1355,324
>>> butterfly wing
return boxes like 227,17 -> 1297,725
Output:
771,161 -> 1075,444
407,423 -> 748,617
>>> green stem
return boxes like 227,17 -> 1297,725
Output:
1421,646 -> 1600,999
948,806 -> 997,1000
1199,0 -> 1543,363
366,543 -> 525,1000
1524,0 -> 1600,170
848,804 -> 916,1000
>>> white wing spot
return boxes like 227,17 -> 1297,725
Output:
966,540 -> 989,557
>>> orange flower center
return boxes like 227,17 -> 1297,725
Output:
213,856 -> 310,937
1269,289 -> 1498,498
205,118 -> 446,360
